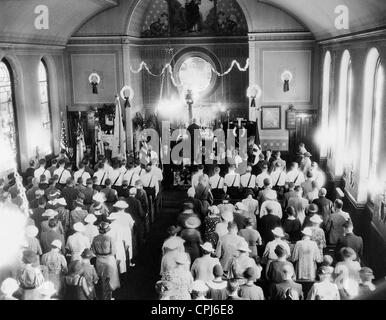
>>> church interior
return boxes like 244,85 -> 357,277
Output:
0,0 -> 386,301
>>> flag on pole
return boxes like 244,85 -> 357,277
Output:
111,96 -> 127,159
76,114 -> 86,169
95,122 -> 105,163
60,112 -> 69,151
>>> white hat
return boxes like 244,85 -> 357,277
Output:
73,222 -> 85,233
208,206 -> 220,215
107,212 -> 119,221
221,210 -> 233,222
113,200 -> 129,209
84,214 -> 97,224
235,202 -> 248,212
302,227 -> 313,237
184,216 -> 201,229
26,225 -> 39,238
55,198 -> 67,206
38,281 -> 56,297
272,227 -> 285,238
187,187 -> 195,197
51,239 -> 62,249
129,187 -> 137,195
93,193 -> 106,203
0,278 -> 19,295
163,237 -> 185,250
310,214 -> 323,224
265,190 -> 277,201
192,280 -> 209,293
238,241 -> 252,253
200,242 -> 215,253
42,209 -> 58,218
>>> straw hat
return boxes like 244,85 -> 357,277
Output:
238,241 -> 252,253
208,206 -> 220,215
113,200 -> 129,209
302,227 -> 313,237
129,187 -> 137,195
38,282 -> 56,297
0,278 -> 19,295
221,210 -> 233,222
272,227 -> 285,238
42,209 -> 58,218
200,242 -> 215,253
184,216 -> 201,229
93,193 -> 106,203
55,198 -> 67,206
26,225 -> 39,238
308,204 -> 319,214
310,214 -> 323,224
192,280 -> 209,293
163,237 -> 185,250
73,222 -> 85,233
235,202 -> 248,212
51,240 -> 62,249
107,212 -> 119,221
84,214 -> 97,224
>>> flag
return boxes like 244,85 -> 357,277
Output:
95,122 -> 105,163
60,112 -> 69,151
111,96 -> 127,159
75,116 -> 86,168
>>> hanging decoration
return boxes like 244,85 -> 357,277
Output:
75,112 -> 86,169
130,58 -> 249,87
88,72 -> 101,94
120,85 -> 134,109
247,85 -> 262,109
281,70 -> 293,92
60,112 -> 69,152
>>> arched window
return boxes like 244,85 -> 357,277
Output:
38,59 -> 53,154
0,58 -> 18,171
359,48 -> 384,200
335,50 -> 352,176
320,51 -> 331,157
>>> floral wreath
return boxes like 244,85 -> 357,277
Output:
246,85 -> 262,99
281,70 -> 293,82
88,73 -> 101,84
120,85 -> 134,101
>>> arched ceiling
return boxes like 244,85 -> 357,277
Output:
259,0 -> 386,40
0,0 -> 118,46
0,0 -> 385,44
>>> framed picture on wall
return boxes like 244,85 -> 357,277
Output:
261,106 -> 281,130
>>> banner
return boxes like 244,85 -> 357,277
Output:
111,96 -> 127,159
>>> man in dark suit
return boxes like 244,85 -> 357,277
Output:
258,203 -> 282,244
126,188 -> 146,257
335,220 -> 363,261
182,187 -> 203,217
312,188 -> 333,230
187,118 -> 201,164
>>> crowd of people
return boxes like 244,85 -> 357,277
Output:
0,151 -> 163,300
0,142 -> 379,300
157,143 -> 377,300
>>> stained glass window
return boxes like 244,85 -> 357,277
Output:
38,59 -> 53,154
0,59 -> 18,170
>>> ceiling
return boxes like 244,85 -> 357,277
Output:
0,0 -> 118,46
0,0 -> 385,45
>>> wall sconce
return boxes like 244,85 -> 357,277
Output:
88,73 -> 101,94
120,85 -> 134,108
247,85 -> 262,108
281,70 -> 293,92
